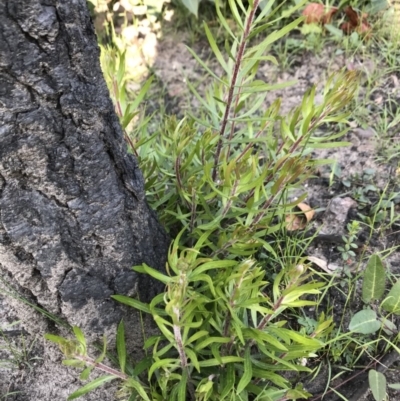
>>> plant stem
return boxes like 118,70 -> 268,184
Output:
212,0 -> 260,181
75,354 -> 129,380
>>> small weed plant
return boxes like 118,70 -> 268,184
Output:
44,1 -> 391,400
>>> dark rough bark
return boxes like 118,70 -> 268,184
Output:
0,0 -> 169,336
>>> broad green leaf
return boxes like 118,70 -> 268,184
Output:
381,280 -> 400,315
67,375 -> 116,400
237,347 -> 252,393
349,310 -> 381,334
116,320 -> 126,374
362,255 -> 386,303
369,369 -> 387,401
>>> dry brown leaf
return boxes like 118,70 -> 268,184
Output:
341,6 -> 372,37
286,203 -> 315,231
297,202 -> 315,222
307,256 -> 341,274
303,3 -> 338,24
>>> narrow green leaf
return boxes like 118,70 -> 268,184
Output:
237,347 -> 252,393
185,330 -> 209,346
62,360 -> 85,368
194,337 -> 230,351
185,47 -> 227,85
177,370 -> 188,401
198,356 -> 244,367
349,310 -> 381,334
204,23 -> 229,73
133,356 -> 153,376
185,347 -> 200,372
116,320 -> 126,374
381,280 -> 400,315
79,367 -> 93,381
133,264 -> 172,284
362,255 -> 386,303
72,327 -> 86,349
240,80 -> 297,93
309,141 -> 352,148
215,0 -> 235,39
125,378 -> 151,401
220,362 -> 235,398
148,358 -> 179,380
228,0 -> 244,30
388,383 -> 400,390
369,369 -> 387,401
129,76 -> 153,111
67,375 -> 116,400
242,17 -> 303,77
44,334 -> 69,345
95,335 -> 107,364
112,295 -> 167,316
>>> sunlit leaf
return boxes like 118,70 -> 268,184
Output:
369,369 -> 386,401
349,310 -> 381,334
362,255 -> 386,303
381,280 -> 400,315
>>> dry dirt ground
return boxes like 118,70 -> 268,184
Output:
1,6 -> 400,401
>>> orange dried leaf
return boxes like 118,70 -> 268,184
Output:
303,3 -> 338,24
303,3 -> 325,23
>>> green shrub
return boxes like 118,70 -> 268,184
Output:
46,0 -> 362,399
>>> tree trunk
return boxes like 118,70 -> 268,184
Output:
0,0 -> 169,337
